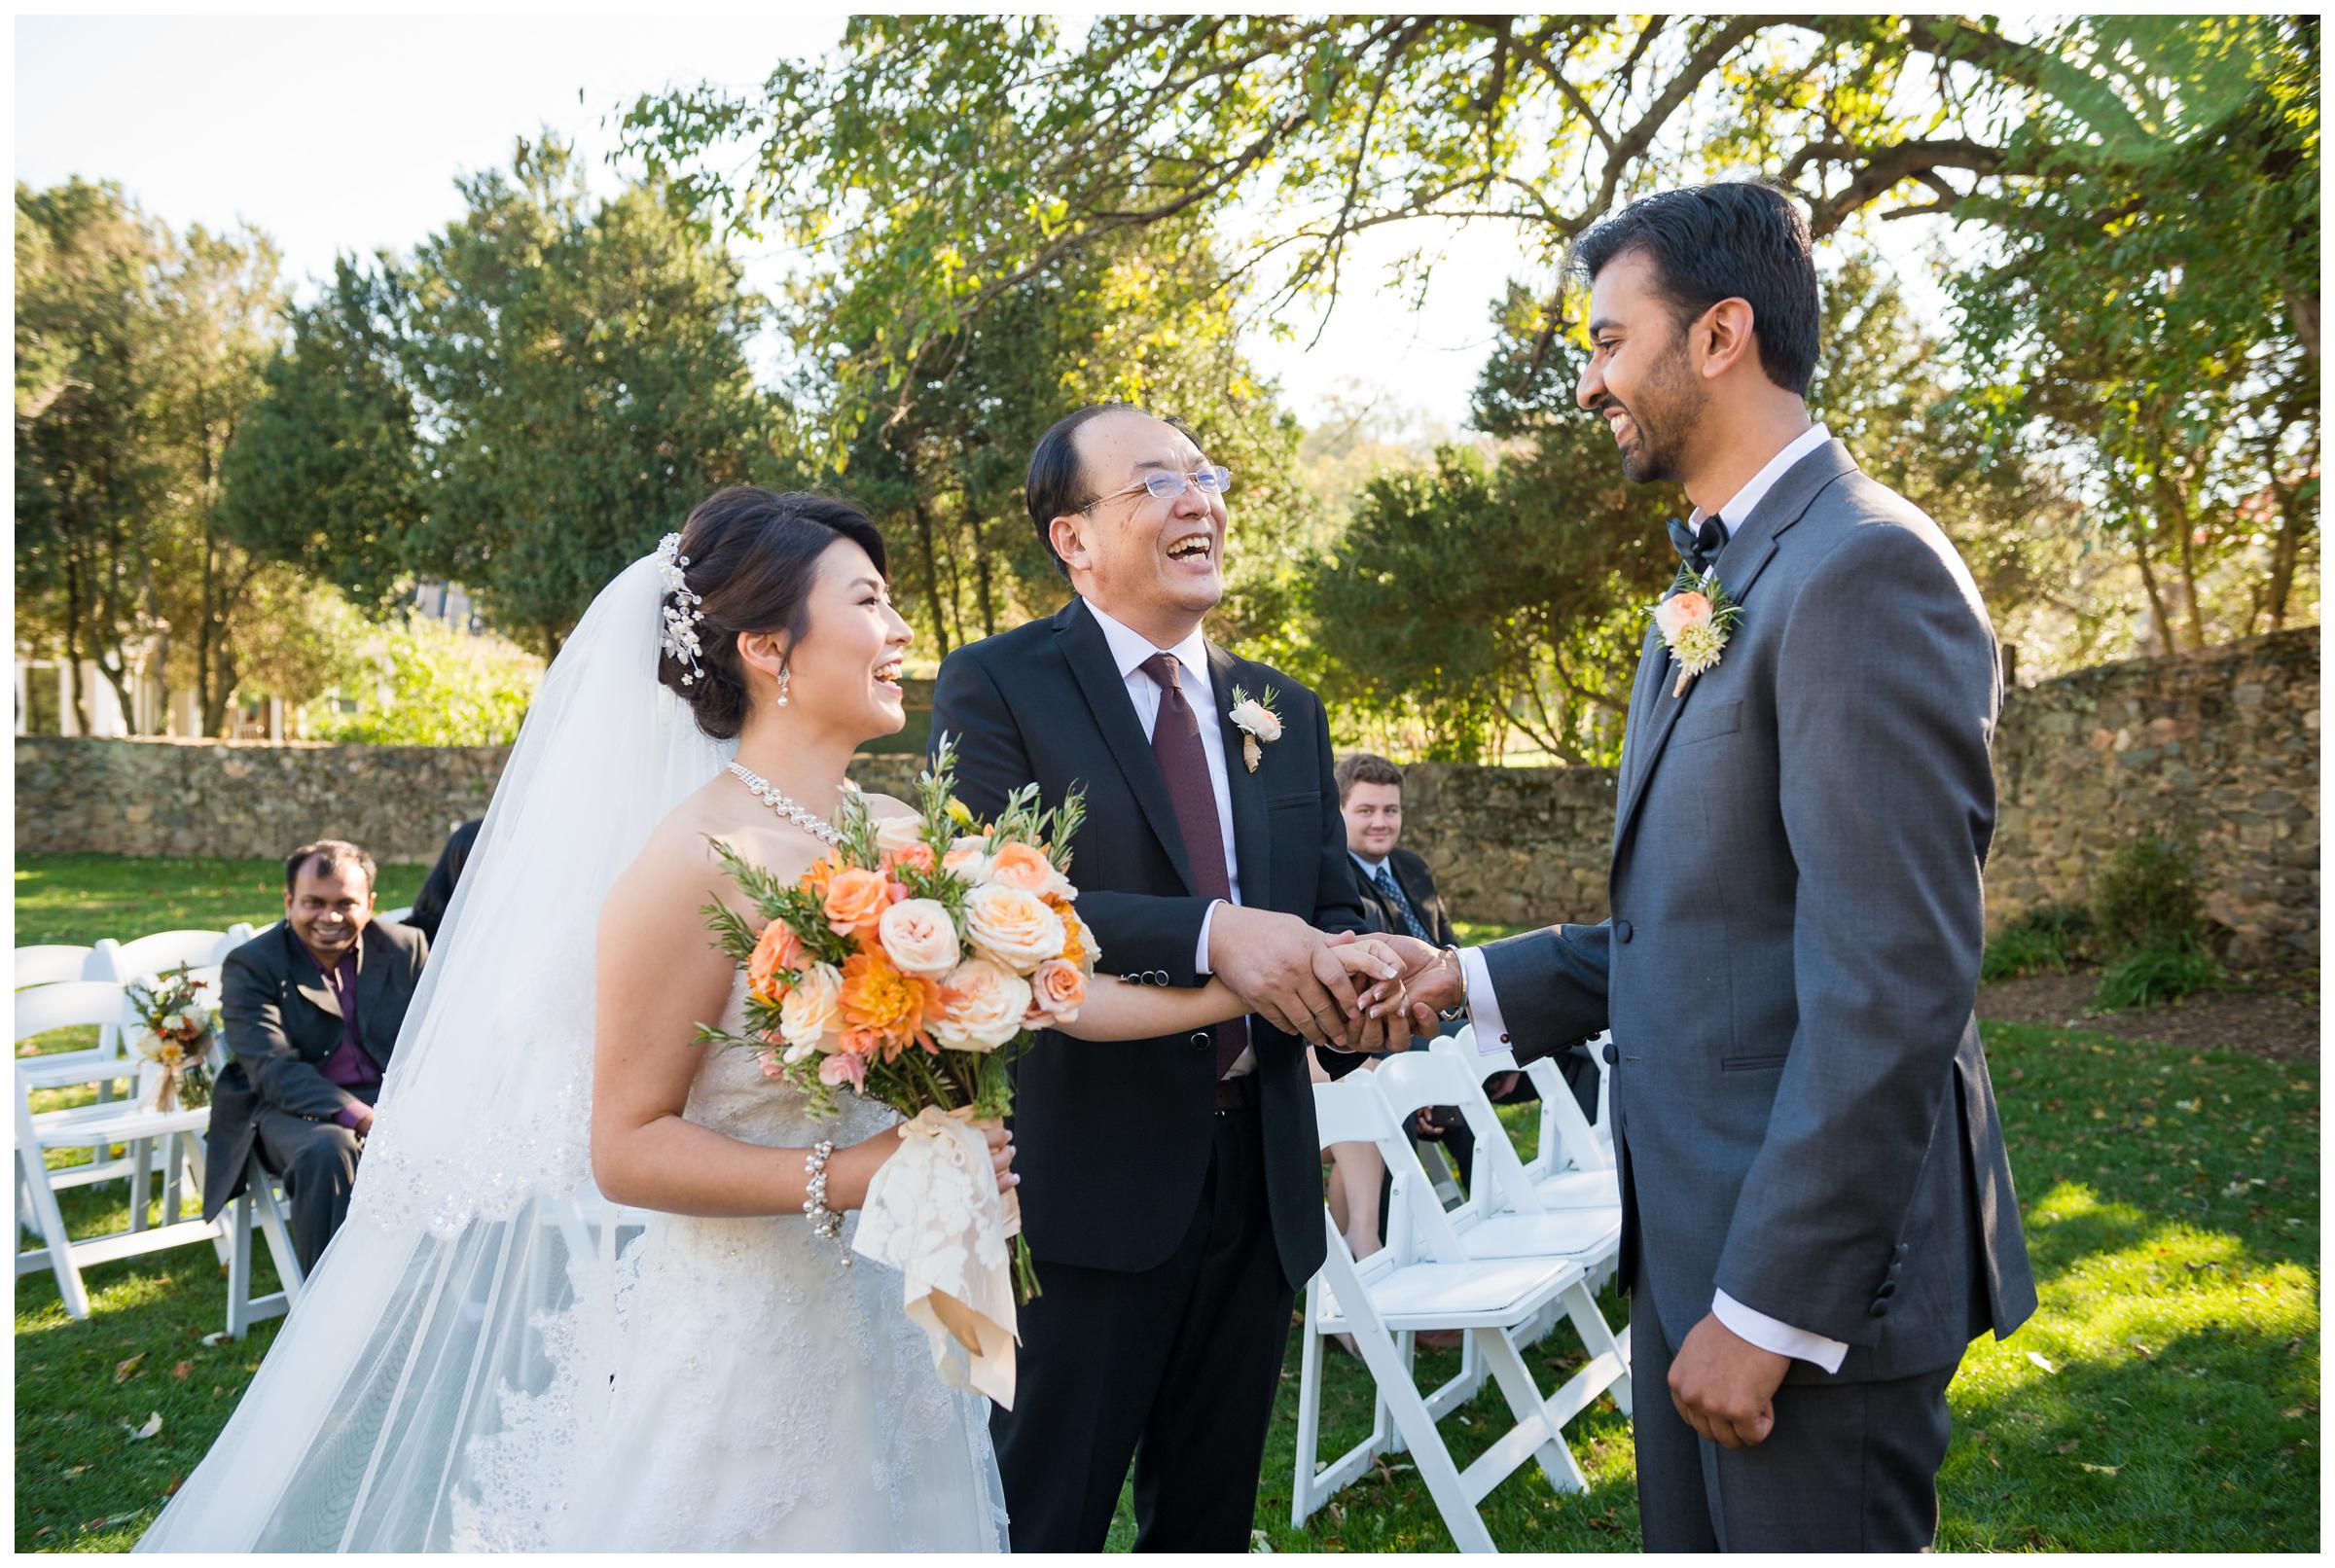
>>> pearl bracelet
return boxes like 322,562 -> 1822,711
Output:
802,1138 -> 849,1259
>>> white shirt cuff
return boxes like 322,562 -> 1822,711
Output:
1456,945 -> 1510,1054
1195,899 -> 1221,977
1711,1289 -> 1849,1373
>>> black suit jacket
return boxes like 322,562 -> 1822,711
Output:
1352,845 -> 1458,948
201,918 -> 428,1218
931,598 -> 1370,1288
406,818 -> 482,944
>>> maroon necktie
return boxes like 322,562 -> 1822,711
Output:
1141,653 -> 1249,1079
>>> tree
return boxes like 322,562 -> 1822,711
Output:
17,181 -> 289,734
1949,16 -> 2319,653
16,179 -> 171,731
218,256 -> 423,614
398,136 -> 789,656
625,17 -> 2309,410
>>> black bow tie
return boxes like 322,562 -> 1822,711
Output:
1667,515 -> 1727,575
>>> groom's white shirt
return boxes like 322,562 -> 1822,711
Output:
1080,597 -> 1262,1078
1460,420 -> 1850,1372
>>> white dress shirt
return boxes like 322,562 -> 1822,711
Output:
1460,421 -> 1849,1373
1080,598 -> 1258,1076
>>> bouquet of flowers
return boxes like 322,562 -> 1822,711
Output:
124,964 -> 219,1111
697,741 -> 1093,1404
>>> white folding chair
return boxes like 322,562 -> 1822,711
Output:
209,1031 -> 307,1338
15,981 -> 222,1320
1292,1077 -> 1629,1551
1431,1030 -> 1617,1205
378,906 -> 413,925
14,944 -> 94,989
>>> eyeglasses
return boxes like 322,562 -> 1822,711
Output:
1077,464 -> 1235,512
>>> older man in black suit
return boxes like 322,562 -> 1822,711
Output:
202,839 -> 428,1271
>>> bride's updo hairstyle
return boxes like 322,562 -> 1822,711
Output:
657,485 -> 888,741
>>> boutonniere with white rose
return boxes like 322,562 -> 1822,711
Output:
1651,567 -> 1744,698
1227,685 -> 1282,772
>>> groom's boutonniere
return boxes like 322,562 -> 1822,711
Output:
1651,568 -> 1744,698
1228,685 -> 1282,772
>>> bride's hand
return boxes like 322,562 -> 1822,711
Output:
982,1123 -> 1020,1196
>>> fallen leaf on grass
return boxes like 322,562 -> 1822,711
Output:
124,1411 -> 162,1442
2026,1351 -> 2059,1374
63,1464 -> 90,1478
114,1352 -> 147,1383
2055,1439 -> 2080,1454
171,1361 -> 192,1379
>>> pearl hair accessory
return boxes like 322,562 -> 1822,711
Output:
655,532 -> 707,686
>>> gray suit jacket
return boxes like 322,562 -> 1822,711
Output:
1487,438 -> 2036,1384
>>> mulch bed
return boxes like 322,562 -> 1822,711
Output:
1978,960 -> 2321,1061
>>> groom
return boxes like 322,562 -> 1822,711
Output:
932,405 -> 1376,1550
1396,184 -> 2035,1549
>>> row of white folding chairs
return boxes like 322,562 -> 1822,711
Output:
14,925 -> 302,1330
1293,1029 -> 1632,1551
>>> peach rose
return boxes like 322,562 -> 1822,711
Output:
941,835 -> 993,883
962,883 -> 1067,972
839,948 -> 941,1056
879,897 -> 962,980
757,1049 -> 787,1080
884,839 -> 938,877
1652,589 -> 1713,641
777,962 -> 843,1053
1030,958 -> 1088,1023
986,840 -> 1068,899
746,919 -> 805,1004
823,866 -> 895,938
934,958 -> 1032,1051
817,1051 -> 869,1091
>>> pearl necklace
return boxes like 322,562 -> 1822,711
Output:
728,762 -> 845,846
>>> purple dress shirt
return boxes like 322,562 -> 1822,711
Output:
318,948 -> 381,1129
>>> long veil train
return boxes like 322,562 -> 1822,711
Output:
137,551 -> 1005,1550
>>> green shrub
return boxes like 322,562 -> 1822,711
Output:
2095,933 -> 2224,1009
305,618 -> 543,746
2091,836 -> 2206,955
1981,904 -> 2094,981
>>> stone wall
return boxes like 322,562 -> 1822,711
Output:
1986,627 -> 2318,961
17,628 -> 2317,955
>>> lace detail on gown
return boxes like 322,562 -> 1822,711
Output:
449,977 -> 1007,1551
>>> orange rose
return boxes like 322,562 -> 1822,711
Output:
1045,895 -> 1093,968
1030,958 -> 1089,1022
746,919 -> 805,1004
823,866 -> 895,938
839,947 -> 941,1057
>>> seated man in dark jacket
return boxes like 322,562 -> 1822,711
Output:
202,839 -> 428,1272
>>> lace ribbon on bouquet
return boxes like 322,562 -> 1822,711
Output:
850,1107 -> 1022,1408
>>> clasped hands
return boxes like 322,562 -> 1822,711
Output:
1205,912 -> 1471,1053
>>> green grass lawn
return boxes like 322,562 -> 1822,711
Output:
13,857 -> 2320,1551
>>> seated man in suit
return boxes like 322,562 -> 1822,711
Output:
202,839 -> 429,1272
1337,753 -> 1544,1194
405,817 -> 482,944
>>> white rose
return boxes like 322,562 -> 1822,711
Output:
1231,697 -> 1282,742
960,883 -> 1067,973
933,958 -> 1032,1052
878,898 -> 962,980
873,814 -> 927,857
777,962 -> 844,1051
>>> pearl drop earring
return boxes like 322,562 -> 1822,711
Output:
776,665 -> 792,707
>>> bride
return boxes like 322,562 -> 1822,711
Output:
139,486 -> 1398,1552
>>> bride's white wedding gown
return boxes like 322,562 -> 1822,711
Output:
457,976 -> 1008,1552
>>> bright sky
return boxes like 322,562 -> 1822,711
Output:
16,13 -> 1958,434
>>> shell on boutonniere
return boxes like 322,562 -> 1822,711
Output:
1227,685 -> 1282,773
